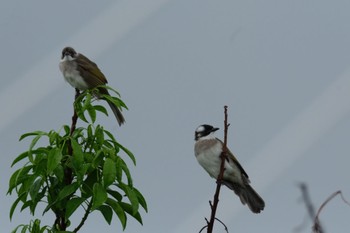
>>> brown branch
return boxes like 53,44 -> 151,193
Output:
296,183 -> 325,233
74,200 -> 92,232
299,183 -> 317,219
57,88 -> 80,231
70,88 -> 80,138
206,105 -> 230,233
313,190 -> 350,233
64,88 -> 80,186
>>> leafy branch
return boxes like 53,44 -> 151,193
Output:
8,86 -> 147,233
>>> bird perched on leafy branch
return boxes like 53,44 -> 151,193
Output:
59,46 -> 125,126
194,124 -> 265,213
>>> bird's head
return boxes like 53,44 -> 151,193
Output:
195,124 -> 219,141
61,46 -> 77,60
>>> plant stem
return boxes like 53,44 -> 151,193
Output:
207,106 -> 229,233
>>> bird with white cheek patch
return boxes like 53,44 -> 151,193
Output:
194,124 -> 265,213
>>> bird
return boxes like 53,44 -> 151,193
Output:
194,124 -> 265,213
59,46 -> 125,126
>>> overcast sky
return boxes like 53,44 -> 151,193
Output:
2,0 -> 350,232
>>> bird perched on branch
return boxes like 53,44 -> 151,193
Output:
194,124 -> 265,213
59,46 -> 125,126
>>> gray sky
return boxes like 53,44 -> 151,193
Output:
2,0 -> 350,232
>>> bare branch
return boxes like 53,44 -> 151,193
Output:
296,183 -> 325,233
313,190 -> 350,233
206,106 -> 230,233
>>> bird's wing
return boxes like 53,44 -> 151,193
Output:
217,138 -> 250,181
77,54 -> 108,87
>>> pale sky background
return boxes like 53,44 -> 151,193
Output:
2,0 -> 350,232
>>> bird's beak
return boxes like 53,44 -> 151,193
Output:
211,127 -> 219,132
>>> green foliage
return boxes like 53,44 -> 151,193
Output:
8,87 -> 147,232
11,219 -> 51,233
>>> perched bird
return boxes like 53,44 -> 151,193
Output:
194,124 -> 265,213
59,47 -> 125,126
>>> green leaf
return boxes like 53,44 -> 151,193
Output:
87,106 -> 96,123
48,130 -> 61,146
102,85 -> 121,97
103,129 -> 136,165
11,151 -> 29,167
70,138 -> 84,165
134,188 -> 148,212
95,125 -> 104,147
106,198 -> 127,229
91,183 -> 107,211
91,149 -> 104,169
19,131 -> 47,141
53,164 -> 64,182
9,192 -> 26,220
63,125 -> 71,135
115,157 -> 123,182
97,205 -> 113,225
21,200 -> 34,214
103,158 -> 116,187
29,177 -> 43,201
103,95 -> 128,110
123,185 -> 139,215
120,202 -> 143,225
28,134 -> 45,152
114,157 -> 133,186
74,101 -> 88,123
83,92 -> 92,110
32,219 -> 41,233
93,105 -> 108,116
71,127 -> 85,138
47,148 -> 62,174
120,145 -> 136,165
65,197 -> 85,219
106,189 -> 123,202
8,166 -> 33,194
57,182 -> 79,201
87,124 -> 93,138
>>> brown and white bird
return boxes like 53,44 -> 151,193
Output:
194,124 -> 265,213
59,46 -> 125,126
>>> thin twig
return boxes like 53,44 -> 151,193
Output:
74,200 -> 92,232
199,225 -> 207,233
295,183 -> 325,233
215,217 -> 229,233
206,106 -> 229,233
313,190 -> 350,233
200,218 -> 229,233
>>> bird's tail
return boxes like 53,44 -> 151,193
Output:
233,184 -> 265,213
98,87 -> 125,126
107,100 -> 125,126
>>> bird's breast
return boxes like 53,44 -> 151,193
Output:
195,139 -> 243,184
195,140 -> 222,179
59,60 -> 89,90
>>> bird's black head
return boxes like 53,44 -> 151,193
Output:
61,46 -> 77,59
195,124 -> 219,141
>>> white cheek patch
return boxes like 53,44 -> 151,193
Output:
196,125 -> 205,133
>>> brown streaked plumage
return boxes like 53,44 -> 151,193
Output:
59,47 -> 125,126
